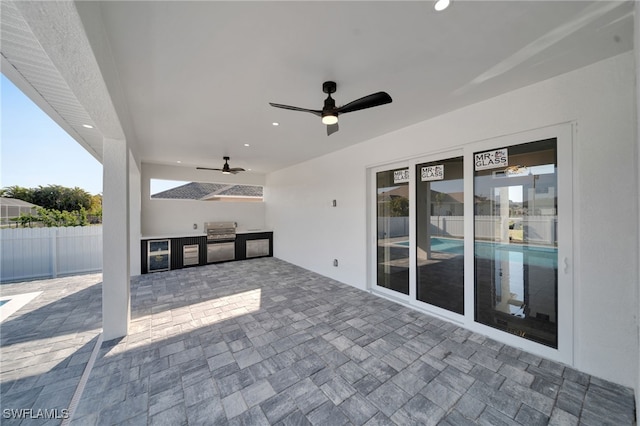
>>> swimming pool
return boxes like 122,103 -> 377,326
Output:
0,292 -> 42,322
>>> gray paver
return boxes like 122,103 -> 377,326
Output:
367,381 -> 411,417
306,401 -> 350,426
242,379 -> 277,407
392,394 -> 445,426
260,392 -> 297,423
222,390 -> 247,419
1,259 -> 636,426
421,378 -> 462,411
319,375 -> 356,405
339,392 -> 378,425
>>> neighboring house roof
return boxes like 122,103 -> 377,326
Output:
151,182 -> 263,200
0,197 -> 39,224
214,185 -> 263,198
378,185 -> 409,201
0,197 -> 39,208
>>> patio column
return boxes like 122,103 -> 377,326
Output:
635,0 -> 640,417
102,137 -> 130,340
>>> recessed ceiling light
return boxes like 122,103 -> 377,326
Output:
434,0 -> 450,11
82,124 -> 94,129
272,122 -> 279,126
176,160 -> 181,163
244,143 -> 250,147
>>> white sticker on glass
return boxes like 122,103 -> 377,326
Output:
475,148 -> 508,171
421,165 -> 444,181
393,169 -> 410,184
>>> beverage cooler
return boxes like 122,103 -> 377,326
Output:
147,239 -> 170,272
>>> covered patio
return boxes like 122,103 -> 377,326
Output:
1,1 -> 639,423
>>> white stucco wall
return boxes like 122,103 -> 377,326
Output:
141,163 -> 267,236
265,52 -> 638,389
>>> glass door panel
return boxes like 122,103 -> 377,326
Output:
416,157 -> 464,314
376,168 -> 410,295
474,138 -> 558,348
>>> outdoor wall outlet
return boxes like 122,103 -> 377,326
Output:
332,200 -> 337,207
333,259 -> 338,267
193,223 -> 197,229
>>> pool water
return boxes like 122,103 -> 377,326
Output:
395,237 -> 557,265
0,300 -> 9,307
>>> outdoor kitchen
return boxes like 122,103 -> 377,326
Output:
141,221 -> 273,274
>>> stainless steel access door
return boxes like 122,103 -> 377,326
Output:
207,241 -> 235,263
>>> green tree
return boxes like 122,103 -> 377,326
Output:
2,184 -> 92,212
88,194 -> 102,223
10,212 -> 37,228
30,185 -> 91,212
18,207 -> 90,227
1,185 -> 34,203
389,197 -> 409,217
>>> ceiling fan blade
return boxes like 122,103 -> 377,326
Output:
337,92 -> 392,114
196,167 -> 222,171
229,168 -> 245,172
327,123 -> 339,136
269,103 -> 322,117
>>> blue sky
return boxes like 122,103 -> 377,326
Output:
1,74 -> 103,195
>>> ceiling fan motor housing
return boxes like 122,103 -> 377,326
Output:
322,81 -> 337,94
322,82 -> 338,123
323,96 -> 336,111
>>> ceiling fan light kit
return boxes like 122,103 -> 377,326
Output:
269,81 -> 392,136
321,113 -> 338,125
434,0 -> 450,12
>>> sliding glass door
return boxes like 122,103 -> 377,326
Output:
416,157 -> 464,314
376,168 -> 410,295
368,125 -> 572,360
473,139 -> 559,347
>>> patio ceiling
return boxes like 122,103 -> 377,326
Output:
1,1 -> 634,174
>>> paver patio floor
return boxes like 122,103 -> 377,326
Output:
1,258 -> 636,425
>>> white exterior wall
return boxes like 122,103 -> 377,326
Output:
265,52 -> 638,389
141,163 -> 267,236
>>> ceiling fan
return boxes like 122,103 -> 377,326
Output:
269,81 -> 392,136
196,157 -> 245,175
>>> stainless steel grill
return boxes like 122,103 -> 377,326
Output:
205,221 -> 237,242
205,222 -> 236,263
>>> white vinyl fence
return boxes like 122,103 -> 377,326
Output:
1,226 -> 102,283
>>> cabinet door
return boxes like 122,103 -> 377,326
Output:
246,239 -> 270,258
